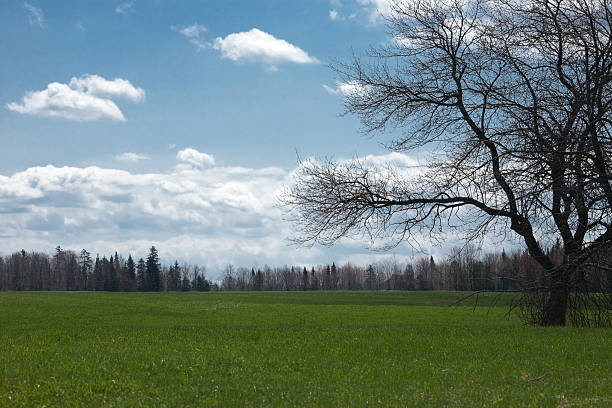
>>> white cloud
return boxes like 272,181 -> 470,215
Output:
23,2 -> 45,28
322,84 -> 340,95
327,0 -> 395,24
171,23 -> 209,50
323,80 -> 368,97
176,148 -> 216,170
357,0 -> 395,22
75,21 -> 85,32
0,152 -> 434,273
212,28 -> 319,68
0,157 -> 288,270
116,152 -> 149,162
174,23 -> 207,38
115,2 -> 134,14
7,74 -> 144,122
69,74 -> 145,102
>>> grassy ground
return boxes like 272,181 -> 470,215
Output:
0,291 -> 610,407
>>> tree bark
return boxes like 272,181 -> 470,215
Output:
542,268 -> 570,326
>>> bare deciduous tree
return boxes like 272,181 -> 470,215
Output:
283,0 -> 612,326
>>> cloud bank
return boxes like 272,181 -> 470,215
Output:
0,151 -> 428,274
7,74 -> 145,122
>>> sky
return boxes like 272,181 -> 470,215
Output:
0,0 -> 480,276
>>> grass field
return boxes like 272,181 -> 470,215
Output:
1,291 -> 610,407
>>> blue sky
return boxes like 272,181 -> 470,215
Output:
1,0 -> 393,171
0,1 -> 472,275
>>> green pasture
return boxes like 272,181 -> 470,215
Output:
0,291 -> 610,407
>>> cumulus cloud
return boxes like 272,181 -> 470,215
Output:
69,75 -> 145,102
116,152 -> 149,162
176,148 -> 216,170
212,28 -> 319,69
23,2 -> 45,28
329,10 -> 339,20
0,151 -> 430,273
7,74 -> 145,122
115,2 -> 134,14
0,153 -> 288,269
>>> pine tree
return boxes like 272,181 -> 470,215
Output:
256,269 -> 263,291
366,265 -> 376,290
125,255 -> 136,291
52,246 -> 65,290
113,252 -> 122,291
94,255 -> 104,291
106,256 -> 119,292
79,249 -> 92,290
302,267 -> 308,291
181,272 -> 191,291
136,258 -> 146,291
330,262 -> 337,290
170,261 -> 180,291
311,267 -> 319,290
146,246 -> 161,292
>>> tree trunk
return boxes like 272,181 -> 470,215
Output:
542,269 -> 570,326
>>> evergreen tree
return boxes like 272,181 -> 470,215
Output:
311,267 -> 316,290
113,252 -> 122,291
136,258 -> 146,291
125,255 -> 136,291
256,269 -> 263,291
330,263 -> 338,290
181,272 -> 191,291
366,265 -> 376,290
171,261 -> 181,291
146,246 -> 162,291
79,249 -> 92,290
93,255 -> 104,291
105,256 -> 119,292
311,267 -> 319,290
302,267 -> 308,291
52,246 -> 65,290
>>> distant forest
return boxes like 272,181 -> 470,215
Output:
1,243 -> 610,293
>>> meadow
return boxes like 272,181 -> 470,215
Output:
0,291 -> 610,407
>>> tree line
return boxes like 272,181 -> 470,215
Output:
1,243 -> 610,294
0,246 -> 213,292
220,243 -> 612,293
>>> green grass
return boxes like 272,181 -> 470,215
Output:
0,291 -> 610,407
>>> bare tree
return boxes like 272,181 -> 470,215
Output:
284,0 -> 612,326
